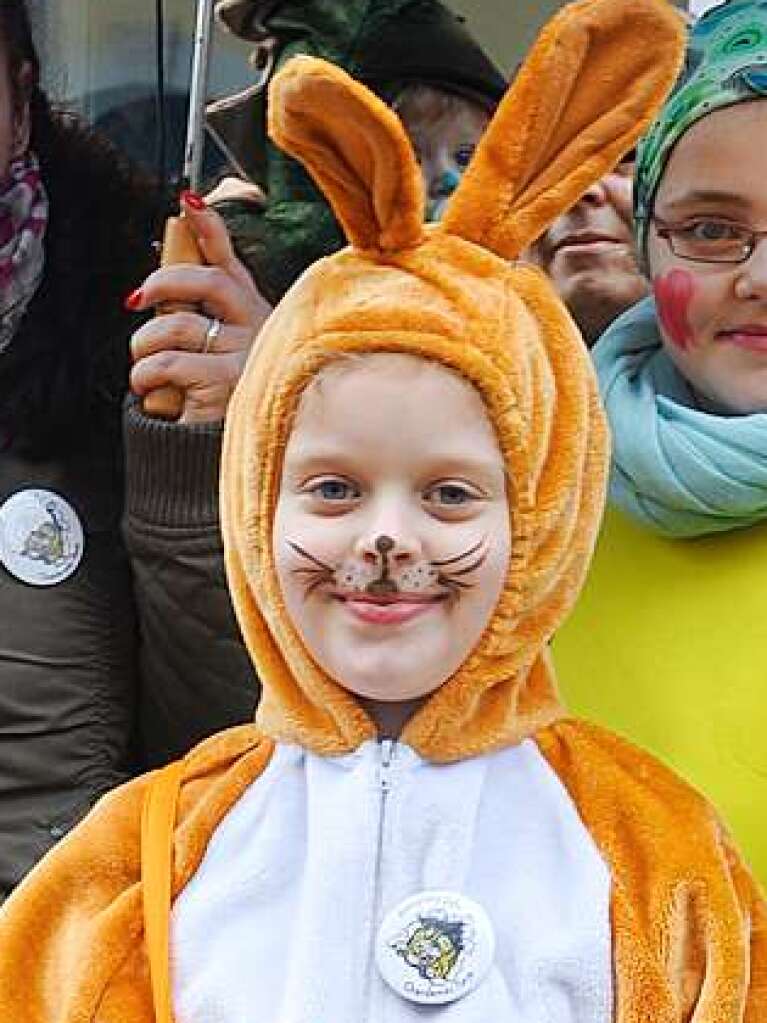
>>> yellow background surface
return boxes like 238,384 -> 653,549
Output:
555,507 -> 767,886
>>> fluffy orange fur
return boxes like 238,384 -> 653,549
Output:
223,7 -> 687,758
5,5 -> 760,1023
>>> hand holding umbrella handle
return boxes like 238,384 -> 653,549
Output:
141,215 -> 205,420
142,0 -> 214,420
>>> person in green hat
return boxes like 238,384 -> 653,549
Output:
554,0 -> 767,887
209,0 -> 506,304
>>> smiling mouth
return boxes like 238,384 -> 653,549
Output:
717,327 -> 767,352
553,233 -> 625,253
335,592 -> 447,626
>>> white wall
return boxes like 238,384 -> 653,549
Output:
36,0 -> 567,104
446,0 -> 692,73
446,0 -> 562,72
33,0 -> 693,128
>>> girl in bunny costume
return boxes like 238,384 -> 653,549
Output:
0,1 -> 763,1020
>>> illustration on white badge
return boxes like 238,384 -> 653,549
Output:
0,489 -> 84,586
376,891 -> 495,1005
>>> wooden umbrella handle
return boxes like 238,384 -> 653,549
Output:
142,215 -> 205,420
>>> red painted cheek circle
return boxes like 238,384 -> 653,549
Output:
654,269 -> 695,351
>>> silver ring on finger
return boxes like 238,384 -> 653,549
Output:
201,316 -> 222,355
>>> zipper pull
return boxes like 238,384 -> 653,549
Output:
380,739 -> 395,792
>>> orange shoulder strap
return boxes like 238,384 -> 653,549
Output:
141,758 -> 185,1023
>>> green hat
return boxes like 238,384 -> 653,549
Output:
635,0 -> 767,261
215,0 -> 506,108
211,0 -> 506,305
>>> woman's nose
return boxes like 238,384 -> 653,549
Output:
735,237 -> 767,300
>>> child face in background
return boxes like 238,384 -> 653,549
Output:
647,101 -> 767,413
273,354 -> 510,728
395,85 -> 490,222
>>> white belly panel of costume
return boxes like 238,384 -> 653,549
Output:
172,739 -> 611,1022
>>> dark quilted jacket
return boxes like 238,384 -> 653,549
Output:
0,117 -> 258,900
122,399 -> 259,770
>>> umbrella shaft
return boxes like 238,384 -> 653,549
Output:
183,0 -> 216,191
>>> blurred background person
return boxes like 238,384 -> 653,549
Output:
0,0 -> 159,900
522,4 -> 696,346
209,0 -> 506,305
523,152 -> 649,346
554,0 -> 767,885
0,1 -> 261,901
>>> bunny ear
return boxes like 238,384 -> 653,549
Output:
441,0 -> 685,260
267,56 -> 425,253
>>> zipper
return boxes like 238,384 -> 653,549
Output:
364,739 -> 397,1019
379,738 -> 395,792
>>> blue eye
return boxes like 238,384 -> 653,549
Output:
425,484 -> 475,506
454,145 -> 475,169
309,479 -> 359,502
688,220 -> 742,242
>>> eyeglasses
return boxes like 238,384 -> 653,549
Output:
653,216 -> 767,265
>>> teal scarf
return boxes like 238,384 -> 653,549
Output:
593,296 -> 767,538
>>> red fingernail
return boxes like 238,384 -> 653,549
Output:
125,288 -> 144,311
181,189 -> 206,211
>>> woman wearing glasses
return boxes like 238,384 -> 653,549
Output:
555,0 -> 767,887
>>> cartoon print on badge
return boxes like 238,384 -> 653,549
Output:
287,534 -> 488,601
392,916 -> 466,982
22,500 -> 67,565
0,489 -> 84,586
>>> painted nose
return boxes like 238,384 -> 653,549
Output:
355,508 -> 423,567
356,532 -> 417,566
431,167 -> 461,199
363,536 -> 399,594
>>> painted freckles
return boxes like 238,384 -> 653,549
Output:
654,269 -> 696,350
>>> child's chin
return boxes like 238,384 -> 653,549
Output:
325,648 -> 450,704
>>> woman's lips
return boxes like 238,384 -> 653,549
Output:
337,593 -> 446,626
717,327 -> 767,352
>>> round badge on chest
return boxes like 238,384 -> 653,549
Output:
376,890 -> 495,1005
0,489 -> 84,586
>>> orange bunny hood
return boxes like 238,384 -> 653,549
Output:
221,0 -> 685,762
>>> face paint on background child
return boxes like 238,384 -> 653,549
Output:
394,84 -> 490,223
653,268 -> 696,350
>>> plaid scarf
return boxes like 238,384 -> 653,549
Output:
0,151 -> 48,353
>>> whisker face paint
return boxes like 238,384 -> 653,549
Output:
654,269 -> 696,350
287,541 -> 334,573
287,537 -> 489,602
431,538 -> 485,568
433,543 -> 489,598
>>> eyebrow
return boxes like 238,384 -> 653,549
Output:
284,450 -> 505,484
660,190 -> 753,213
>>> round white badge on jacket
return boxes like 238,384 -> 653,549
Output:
0,489 -> 84,586
376,890 -> 495,1005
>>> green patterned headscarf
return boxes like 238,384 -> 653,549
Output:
635,0 -> 767,261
